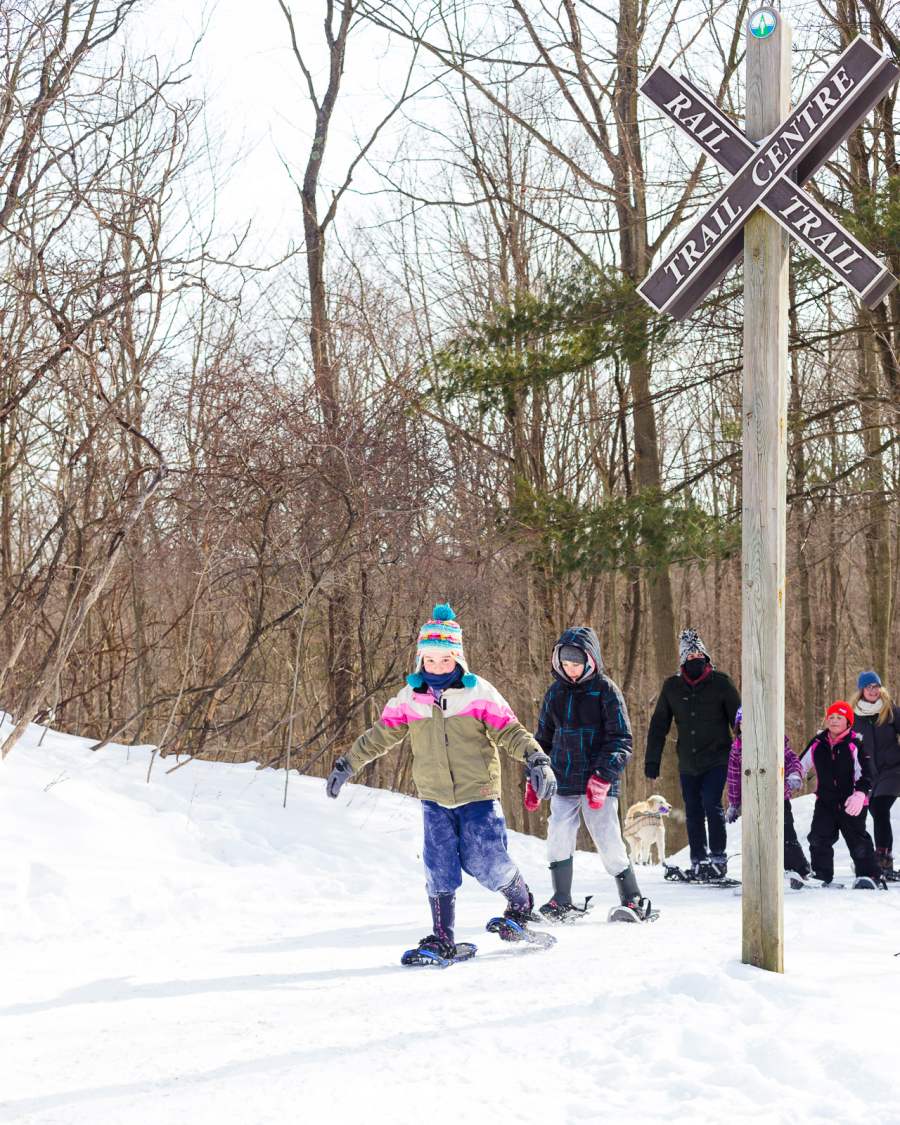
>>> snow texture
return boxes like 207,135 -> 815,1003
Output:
1,719 -> 899,1125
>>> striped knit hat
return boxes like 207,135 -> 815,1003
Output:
408,603 -> 476,688
678,627 -> 711,666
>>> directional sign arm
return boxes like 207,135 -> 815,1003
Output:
638,38 -> 899,318
761,180 -> 896,307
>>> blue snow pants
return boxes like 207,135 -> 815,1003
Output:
422,799 -> 520,896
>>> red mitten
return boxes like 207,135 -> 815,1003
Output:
586,775 -> 611,810
524,779 -> 540,811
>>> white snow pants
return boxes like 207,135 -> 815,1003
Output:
546,794 -> 630,876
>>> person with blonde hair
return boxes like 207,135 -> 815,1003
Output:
851,671 -> 900,881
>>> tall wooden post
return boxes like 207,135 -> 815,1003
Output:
741,11 -> 791,972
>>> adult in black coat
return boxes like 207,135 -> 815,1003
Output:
852,670 -> 900,878
644,628 -> 740,877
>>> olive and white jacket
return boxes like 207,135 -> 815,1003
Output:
346,676 -> 541,809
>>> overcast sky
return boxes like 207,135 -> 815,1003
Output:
129,0 -> 413,260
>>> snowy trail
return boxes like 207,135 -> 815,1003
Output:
2,726 -> 899,1125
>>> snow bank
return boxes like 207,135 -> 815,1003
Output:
1,721 -> 898,1124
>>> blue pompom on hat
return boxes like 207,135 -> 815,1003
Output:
407,603 -> 477,689
857,670 -> 882,691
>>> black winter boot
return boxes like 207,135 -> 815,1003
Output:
609,865 -> 658,923
539,857 -> 574,920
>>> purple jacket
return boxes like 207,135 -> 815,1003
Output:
727,733 -> 804,808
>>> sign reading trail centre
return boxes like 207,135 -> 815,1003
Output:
638,34 -> 900,320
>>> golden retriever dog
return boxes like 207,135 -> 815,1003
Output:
623,794 -> 672,865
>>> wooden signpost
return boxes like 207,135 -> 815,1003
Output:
638,11 -> 899,972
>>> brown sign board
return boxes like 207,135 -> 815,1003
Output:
638,36 -> 899,319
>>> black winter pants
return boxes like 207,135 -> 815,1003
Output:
783,800 -> 810,877
868,794 -> 897,852
808,799 -> 879,881
680,765 -> 727,863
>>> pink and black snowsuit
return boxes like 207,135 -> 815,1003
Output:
800,728 -> 879,883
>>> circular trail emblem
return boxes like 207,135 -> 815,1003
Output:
749,8 -> 778,38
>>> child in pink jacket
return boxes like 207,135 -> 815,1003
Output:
725,707 -> 810,878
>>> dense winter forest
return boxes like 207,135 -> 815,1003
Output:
0,0 -> 897,845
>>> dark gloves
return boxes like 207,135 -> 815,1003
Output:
644,761 -> 660,780
326,756 -> 354,799
525,750 -> 557,801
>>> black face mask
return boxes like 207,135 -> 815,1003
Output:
683,657 -> 708,679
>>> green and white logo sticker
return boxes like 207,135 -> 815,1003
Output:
749,8 -> 778,38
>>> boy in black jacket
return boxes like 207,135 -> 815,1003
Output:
533,626 -> 655,923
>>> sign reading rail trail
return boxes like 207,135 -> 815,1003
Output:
638,34 -> 899,320
637,13 -> 899,975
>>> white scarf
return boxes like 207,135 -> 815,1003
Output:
855,698 -> 883,717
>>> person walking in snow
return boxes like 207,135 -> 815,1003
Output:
533,626 -> 656,923
325,603 -> 557,961
800,700 -> 882,888
725,707 -> 810,879
850,671 -> 900,881
644,628 -> 740,880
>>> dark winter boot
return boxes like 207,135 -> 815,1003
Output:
539,857 -> 574,920
428,892 -> 456,945
708,855 -> 728,881
877,848 -> 898,881
784,840 -> 811,880
609,865 -> 658,923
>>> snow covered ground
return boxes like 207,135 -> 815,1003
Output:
2,722 -> 899,1125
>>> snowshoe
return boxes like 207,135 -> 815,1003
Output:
663,862 -> 741,888
538,896 -> 593,924
400,935 -> 477,968
852,875 -> 888,890
486,916 -> 556,949
607,896 -> 659,923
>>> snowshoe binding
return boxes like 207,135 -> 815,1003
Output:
607,896 -> 659,924
401,934 -> 477,968
487,895 -> 556,948
538,895 -> 594,924
663,861 -> 740,888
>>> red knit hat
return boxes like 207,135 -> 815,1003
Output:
826,701 -> 854,728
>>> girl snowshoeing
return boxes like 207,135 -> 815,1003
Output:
800,701 -> 882,888
325,604 -> 557,963
725,706 -> 811,880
